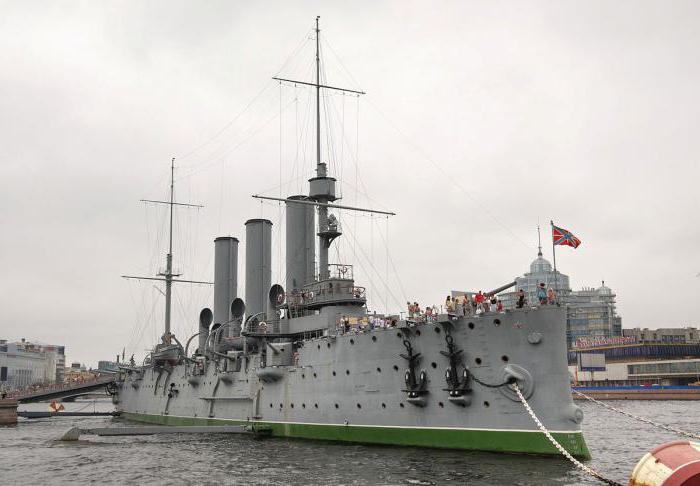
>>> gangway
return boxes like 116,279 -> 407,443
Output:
14,376 -> 116,404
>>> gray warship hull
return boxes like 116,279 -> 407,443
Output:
115,18 -> 589,458
115,305 -> 589,457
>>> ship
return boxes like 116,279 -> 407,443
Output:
114,18 -> 590,458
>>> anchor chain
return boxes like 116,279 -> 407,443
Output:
572,388 -> 700,441
512,383 -> 624,486
471,375 -> 514,389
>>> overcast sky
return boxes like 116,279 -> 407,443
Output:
1,1 -> 698,366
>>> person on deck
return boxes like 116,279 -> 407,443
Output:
547,288 -> 556,305
462,295 -> 471,316
475,291 -> 485,312
445,296 -> 454,313
516,289 -> 526,308
537,283 -> 547,305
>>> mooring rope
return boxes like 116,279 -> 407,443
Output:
511,383 -> 624,486
572,388 -> 700,441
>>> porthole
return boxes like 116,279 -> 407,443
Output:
302,403 -> 306,409
350,339 -> 355,345
302,374 -> 305,379
314,403 -> 318,409
475,358 -> 482,365
399,403 -> 405,408
279,403 -> 283,408
434,327 -> 441,334
468,322 -> 475,329
313,372 -> 317,378
317,344 -> 321,350
381,403 -> 386,409
327,342 -> 331,348
334,404 -> 339,409
346,370 -> 350,375
332,371 -> 336,376
439,402 -> 444,408
397,332 -> 402,338
484,401 -> 490,407
291,403 -> 294,408
416,330 -> 421,336
494,319 -> 501,326
393,365 -> 399,371
501,355 -> 509,362
356,403 -> 362,409
377,367 -> 382,373
431,362 -> 437,369
269,403 -> 273,408
372,336 -> 377,342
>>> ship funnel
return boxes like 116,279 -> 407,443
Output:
198,308 -> 213,355
285,196 -> 315,292
245,219 -> 272,324
214,236 -> 239,336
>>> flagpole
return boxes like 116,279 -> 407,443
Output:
551,220 -> 559,299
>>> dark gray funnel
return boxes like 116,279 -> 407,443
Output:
214,237 -> 238,332
245,219 -> 272,321
285,196 -> 315,292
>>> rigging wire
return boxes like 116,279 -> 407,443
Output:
176,27 -> 313,163
177,80 -> 276,162
342,220 -> 403,311
322,34 -> 530,250
364,97 -> 530,249
178,96 -> 298,180
278,81 -> 283,286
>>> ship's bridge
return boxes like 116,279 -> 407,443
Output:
287,264 -> 366,311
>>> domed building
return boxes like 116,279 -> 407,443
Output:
515,249 -> 571,299
500,247 -> 622,347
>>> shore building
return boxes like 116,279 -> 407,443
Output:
623,327 -> 699,344
0,340 -> 50,389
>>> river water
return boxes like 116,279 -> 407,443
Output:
1,399 -> 698,485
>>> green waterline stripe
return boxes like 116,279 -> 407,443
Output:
120,411 -> 591,459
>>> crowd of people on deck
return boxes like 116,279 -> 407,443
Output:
443,292 -> 503,317
335,284 -> 558,334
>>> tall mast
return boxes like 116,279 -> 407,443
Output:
122,160 -> 211,346
315,16 -> 321,174
268,17 -> 370,285
313,16 -> 332,280
164,158 -> 175,342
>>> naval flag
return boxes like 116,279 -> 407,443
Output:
552,224 -> 581,249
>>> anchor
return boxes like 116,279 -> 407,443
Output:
440,325 -> 472,405
400,338 -> 428,406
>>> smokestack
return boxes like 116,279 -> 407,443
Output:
285,196 -> 315,292
214,237 -> 239,334
245,219 -> 272,321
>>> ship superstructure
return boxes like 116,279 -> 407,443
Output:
114,18 -> 589,457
